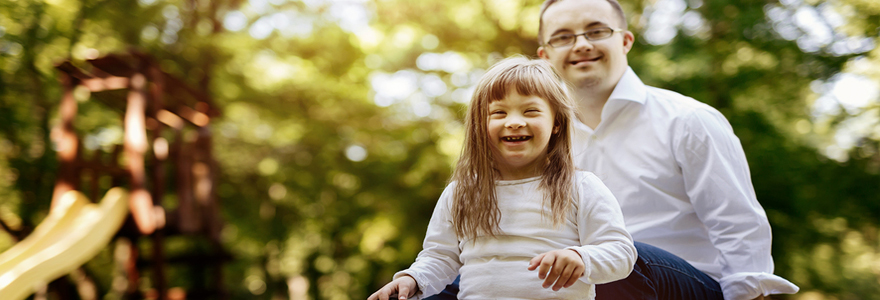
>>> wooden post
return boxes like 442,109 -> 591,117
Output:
125,72 -> 155,235
88,150 -> 101,201
51,73 -> 80,207
177,134 -> 200,233
148,62 -> 168,300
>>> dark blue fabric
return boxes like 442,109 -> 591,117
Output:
595,242 -> 723,300
425,242 -> 723,300
423,275 -> 459,300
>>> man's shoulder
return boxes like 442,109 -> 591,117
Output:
643,85 -> 724,120
640,85 -> 739,144
644,85 -> 708,109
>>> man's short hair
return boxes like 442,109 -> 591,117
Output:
537,0 -> 628,45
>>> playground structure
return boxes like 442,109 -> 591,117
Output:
0,51 -> 227,299
0,188 -> 129,300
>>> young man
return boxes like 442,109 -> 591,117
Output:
535,0 -> 799,299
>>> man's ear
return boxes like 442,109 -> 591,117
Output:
538,46 -> 549,60
622,31 -> 635,54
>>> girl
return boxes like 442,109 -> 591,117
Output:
368,57 -> 635,300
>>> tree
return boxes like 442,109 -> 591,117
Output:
1,0 -> 878,299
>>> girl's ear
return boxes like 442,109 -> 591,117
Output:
553,125 -> 560,134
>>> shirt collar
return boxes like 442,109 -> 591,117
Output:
607,66 -> 647,105
573,67 -> 647,133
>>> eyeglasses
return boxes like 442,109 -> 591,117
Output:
544,27 -> 622,48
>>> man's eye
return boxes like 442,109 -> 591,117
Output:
554,35 -> 573,42
588,28 -> 610,38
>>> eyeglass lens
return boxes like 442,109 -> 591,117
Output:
548,28 -> 614,47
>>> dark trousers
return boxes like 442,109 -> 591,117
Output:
426,242 -> 724,300
596,242 -> 723,300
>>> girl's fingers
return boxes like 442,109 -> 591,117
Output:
537,254 -> 556,280
370,278 -> 411,300
368,289 -> 388,300
397,286 -> 409,300
399,275 -> 419,299
368,289 -> 386,300
532,250 -> 587,290
528,253 -> 546,270
382,287 -> 394,300
544,254 -> 570,288
552,264 -> 575,290
563,264 -> 583,288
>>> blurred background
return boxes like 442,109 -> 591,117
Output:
0,0 -> 878,299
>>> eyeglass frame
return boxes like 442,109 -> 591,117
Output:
542,27 -> 624,48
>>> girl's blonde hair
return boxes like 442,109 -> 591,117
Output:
451,56 -> 577,239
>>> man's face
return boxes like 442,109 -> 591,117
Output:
537,0 -> 634,92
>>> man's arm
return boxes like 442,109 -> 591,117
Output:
673,106 -> 798,300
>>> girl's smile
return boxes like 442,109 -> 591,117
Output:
501,135 -> 532,142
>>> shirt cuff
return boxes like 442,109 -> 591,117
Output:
719,272 -> 799,300
564,246 -> 593,282
392,271 -> 426,300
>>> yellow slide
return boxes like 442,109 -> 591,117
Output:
0,188 -> 129,300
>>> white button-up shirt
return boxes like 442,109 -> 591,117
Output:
572,67 -> 799,300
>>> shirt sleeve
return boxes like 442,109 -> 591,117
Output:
566,172 -> 637,285
394,183 -> 462,299
673,107 -> 798,300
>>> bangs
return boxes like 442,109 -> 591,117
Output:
482,64 -> 562,104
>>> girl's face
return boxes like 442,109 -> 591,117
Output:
487,91 -> 558,180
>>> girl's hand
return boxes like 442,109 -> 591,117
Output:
367,275 -> 418,300
528,249 -> 585,291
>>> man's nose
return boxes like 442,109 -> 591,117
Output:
573,34 -> 594,52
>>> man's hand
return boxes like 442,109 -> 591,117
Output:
528,249 -> 585,291
367,275 -> 418,300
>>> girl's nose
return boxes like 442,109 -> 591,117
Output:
506,118 -> 526,129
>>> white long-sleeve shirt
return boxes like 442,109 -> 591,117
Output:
572,67 -> 799,300
396,172 -> 635,299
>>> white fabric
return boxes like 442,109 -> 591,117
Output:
571,67 -> 799,300
396,172 -> 635,300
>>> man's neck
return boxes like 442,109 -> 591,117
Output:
573,84 -> 613,130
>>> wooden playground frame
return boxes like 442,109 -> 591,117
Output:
49,50 -> 227,299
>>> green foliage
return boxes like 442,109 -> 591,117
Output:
0,0 -> 878,299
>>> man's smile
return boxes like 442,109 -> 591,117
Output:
569,55 -> 602,65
